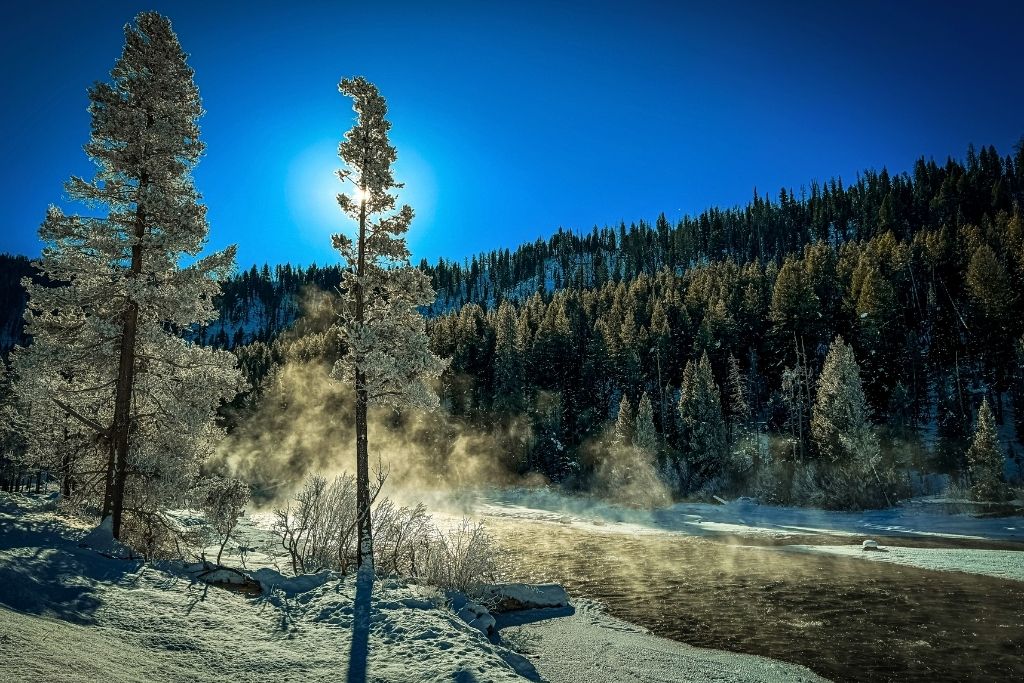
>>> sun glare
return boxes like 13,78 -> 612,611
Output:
349,186 -> 366,205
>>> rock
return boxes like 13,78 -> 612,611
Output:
479,583 -> 569,612
185,561 -> 263,594
862,539 -> 881,551
449,592 -> 496,637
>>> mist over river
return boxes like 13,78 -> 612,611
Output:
449,489 -> 1024,682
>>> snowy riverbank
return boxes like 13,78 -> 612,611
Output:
0,493 -> 836,682
496,600 -> 825,683
457,487 -> 1024,583
0,494 -> 531,682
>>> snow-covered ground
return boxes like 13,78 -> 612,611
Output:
496,600 -> 825,683
1,493 -> 844,682
0,494 -> 530,682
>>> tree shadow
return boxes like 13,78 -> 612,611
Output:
492,606 -> 574,682
346,565 -> 373,683
493,604 -> 576,630
0,500 -> 136,625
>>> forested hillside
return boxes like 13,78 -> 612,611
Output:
4,142 -> 1024,505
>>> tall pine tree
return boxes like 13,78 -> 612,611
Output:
331,77 -> 448,571
678,352 -> 726,487
13,12 -> 243,540
633,392 -> 658,455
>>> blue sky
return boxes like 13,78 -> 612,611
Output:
2,1 -> 1023,269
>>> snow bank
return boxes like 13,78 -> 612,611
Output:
448,592 -> 497,637
481,582 -> 570,611
788,544 -> 1024,582
496,599 -> 826,683
251,567 -> 337,595
0,497 -> 531,682
78,516 -> 136,560
470,487 -> 1024,543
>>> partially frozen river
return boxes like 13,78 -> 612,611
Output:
455,489 -> 1024,682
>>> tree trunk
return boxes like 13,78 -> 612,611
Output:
106,169 -> 148,540
353,183 -> 374,570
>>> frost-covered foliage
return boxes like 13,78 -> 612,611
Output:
808,337 -> 895,509
10,12 -> 243,542
274,474 -> 360,575
330,77 -> 448,412
420,518 -> 500,594
272,473 -> 499,593
200,477 -> 251,564
329,76 -> 448,570
812,336 -> 873,464
967,399 -> 1010,502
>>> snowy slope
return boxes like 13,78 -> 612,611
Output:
0,495 -> 530,682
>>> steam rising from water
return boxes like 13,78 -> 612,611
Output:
216,359 -> 530,505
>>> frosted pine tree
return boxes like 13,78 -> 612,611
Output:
614,395 -> 634,447
331,77 -> 448,571
11,12 -> 243,541
633,392 -> 658,455
726,354 -> 750,426
492,301 -> 525,413
678,352 -> 726,487
810,336 -> 891,508
811,336 -> 874,464
966,399 -> 1009,502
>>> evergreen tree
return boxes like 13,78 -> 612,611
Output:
492,301 -> 525,413
809,336 -> 893,509
726,353 -> 750,426
12,12 -> 243,540
614,394 -> 633,447
331,77 -> 448,571
633,392 -> 658,455
811,336 -> 873,464
678,352 -> 726,486
966,399 -> 1009,502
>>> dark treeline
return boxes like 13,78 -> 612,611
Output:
425,142 -> 1024,312
0,255 -> 34,355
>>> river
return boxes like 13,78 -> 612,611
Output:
461,489 -> 1024,682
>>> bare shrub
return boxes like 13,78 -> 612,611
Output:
271,472 -> 501,595
373,500 -> 433,577
200,477 -> 250,565
273,473 -> 358,574
420,518 -> 500,594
